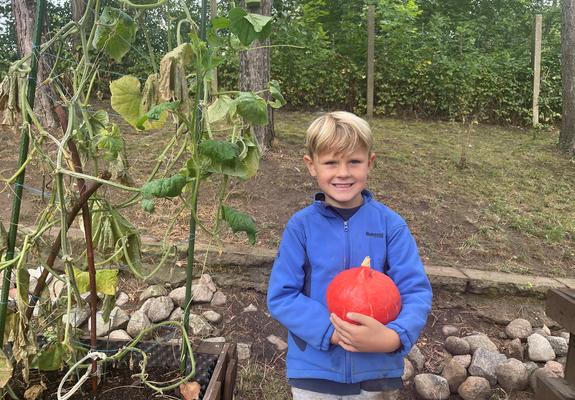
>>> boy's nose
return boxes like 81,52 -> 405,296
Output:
336,164 -> 351,177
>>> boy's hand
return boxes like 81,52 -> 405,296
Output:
330,313 -> 401,353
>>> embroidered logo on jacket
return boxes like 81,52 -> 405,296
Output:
365,232 -> 384,238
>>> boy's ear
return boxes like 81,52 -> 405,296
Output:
368,152 -> 376,168
303,154 -> 317,177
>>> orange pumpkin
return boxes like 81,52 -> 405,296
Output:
326,256 -> 401,324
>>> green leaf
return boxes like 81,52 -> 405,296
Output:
96,124 -> 123,160
33,342 -> 66,371
202,137 -> 259,180
141,174 -> 187,198
92,6 -> 137,62
200,140 -> 239,163
141,198 -> 156,213
268,80 -> 286,108
234,92 -> 268,125
229,8 -> 273,46
0,349 -> 12,388
207,95 -> 234,123
136,101 -> 180,129
110,75 -> 142,127
210,16 -> 230,29
73,268 -> 119,296
222,205 -> 257,244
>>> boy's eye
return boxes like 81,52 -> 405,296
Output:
350,159 -> 362,164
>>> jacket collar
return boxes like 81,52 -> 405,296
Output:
313,190 -> 373,217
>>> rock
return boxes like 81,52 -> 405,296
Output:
108,329 -> 132,341
211,291 -> 227,306
524,361 -> 539,378
266,335 -> 288,351
192,284 -> 214,303
169,287 -> 186,307
402,358 -> 415,382
188,314 -> 213,337
441,358 -> 467,393
89,307 -> 130,337
527,333 -> 555,362
452,355 -> 472,369
547,336 -> 568,357
407,345 -> 426,371
127,310 -> 152,337
468,347 -> 507,386
445,336 -> 471,355
140,284 -> 167,302
559,331 -> 570,341
463,334 -> 498,353
545,360 -> 565,378
557,356 -> 567,365
530,366 -> 559,392
458,376 -> 491,400
506,338 -> 524,361
169,307 -> 184,321
237,343 -> 251,360
533,325 -> 551,337
202,310 -> 222,324
505,318 -> 532,339
62,307 -> 90,328
115,292 -> 129,307
202,337 -> 226,343
413,374 -> 450,400
145,296 -> 174,322
243,304 -> 258,312
495,358 -> 528,391
442,325 -> 459,337
197,274 -> 217,293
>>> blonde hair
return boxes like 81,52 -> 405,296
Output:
306,111 -> 373,156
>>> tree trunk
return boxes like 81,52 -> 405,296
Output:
239,0 -> 274,152
560,0 -> 575,155
12,0 -> 57,128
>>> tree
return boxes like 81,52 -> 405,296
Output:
11,0 -> 58,127
560,0 -> 575,155
240,0 -> 274,151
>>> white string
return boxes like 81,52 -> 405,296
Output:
57,351 -> 107,400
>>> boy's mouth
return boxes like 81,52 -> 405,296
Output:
332,183 -> 354,189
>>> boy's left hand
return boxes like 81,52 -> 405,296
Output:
330,313 -> 401,353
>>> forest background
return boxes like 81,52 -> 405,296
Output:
0,0 -> 563,127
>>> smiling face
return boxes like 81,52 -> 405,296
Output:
304,147 -> 376,209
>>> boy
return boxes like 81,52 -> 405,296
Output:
267,111 -> 433,399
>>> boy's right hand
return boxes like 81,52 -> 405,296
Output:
330,329 -> 342,345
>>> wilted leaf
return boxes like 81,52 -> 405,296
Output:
24,382 -> 46,400
222,205 -> 257,244
234,92 -> 268,125
200,140 -> 239,163
159,43 -> 193,102
73,268 -> 119,296
136,101 -> 179,129
141,174 -> 187,198
141,198 -> 156,213
268,80 -> 286,109
180,381 -> 201,400
0,349 -> 12,388
207,95 -> 234,123
92,6 -> 137,62
33,342 -> 66,371
110,75 -> 141,127
96,124 -> 123,160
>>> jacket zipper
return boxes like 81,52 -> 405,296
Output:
343,219 -> 351,382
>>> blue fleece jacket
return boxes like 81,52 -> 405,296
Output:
267,191 -> 432,383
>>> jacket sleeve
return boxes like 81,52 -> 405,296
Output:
267,219 -> 334,351
384,223 -> 433,357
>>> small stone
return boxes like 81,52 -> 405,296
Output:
266,335 -> 288,351
414,374 -> 450,400
530,366 -> 558,391
402,358 -> 415,382
445,336 -> 471,355
505,318 -> 532,340
202,337 -> 226,343
192,284 -> 214,303
197,274 -> 217,293
442,325 -> 459,337
127,310 -> 152,338
527,333 -> 555,362
202,310 -> 222,324
145,296 -> 174,322
89,307 -> 129,337
441,358 -> 467,393
463,334 -> 498,353
557,356 -> 567,365
545,360 -> 565,378
495,358 -> 528,391
506,338 -> 524,361
188,314 -> 213,337
237,343 -> 251,360
458,376 -> 491,400
108,329 -> 132,341
559,331 -> 570,341
408,345 -> 426,371
452,355 -> 472,369
468,347 -> 507,386
243,304 -> 258,312
62,307 -> 90,328
169,307 -> 184,321
115,292 -> 129,307
523,361 -> 539,378
169,287 -> 186,307
533,325 -> 551,337
211,291 -> 227,306
547,336 -> 568,357
139,284 -> 167,302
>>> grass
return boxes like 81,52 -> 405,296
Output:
236,359 -> 290,400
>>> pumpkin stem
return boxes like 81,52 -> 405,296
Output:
361,256 -> 371,268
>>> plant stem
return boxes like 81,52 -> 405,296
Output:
0,0 -> 48,347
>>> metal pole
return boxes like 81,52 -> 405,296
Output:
0,0 -> 48,347
366,2 -> 375,119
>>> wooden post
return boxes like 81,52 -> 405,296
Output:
533,14 -> 542,127
366,3 -> 375,119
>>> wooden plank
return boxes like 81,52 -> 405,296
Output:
224,358 -> 237,400
567,335 -> 575,385
204,381 -> 222,400
203,343 -> 230,400
535,374 -> 575,400
546,289 -> 575,333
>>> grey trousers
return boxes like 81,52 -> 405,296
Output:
292,387 -> 400,400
